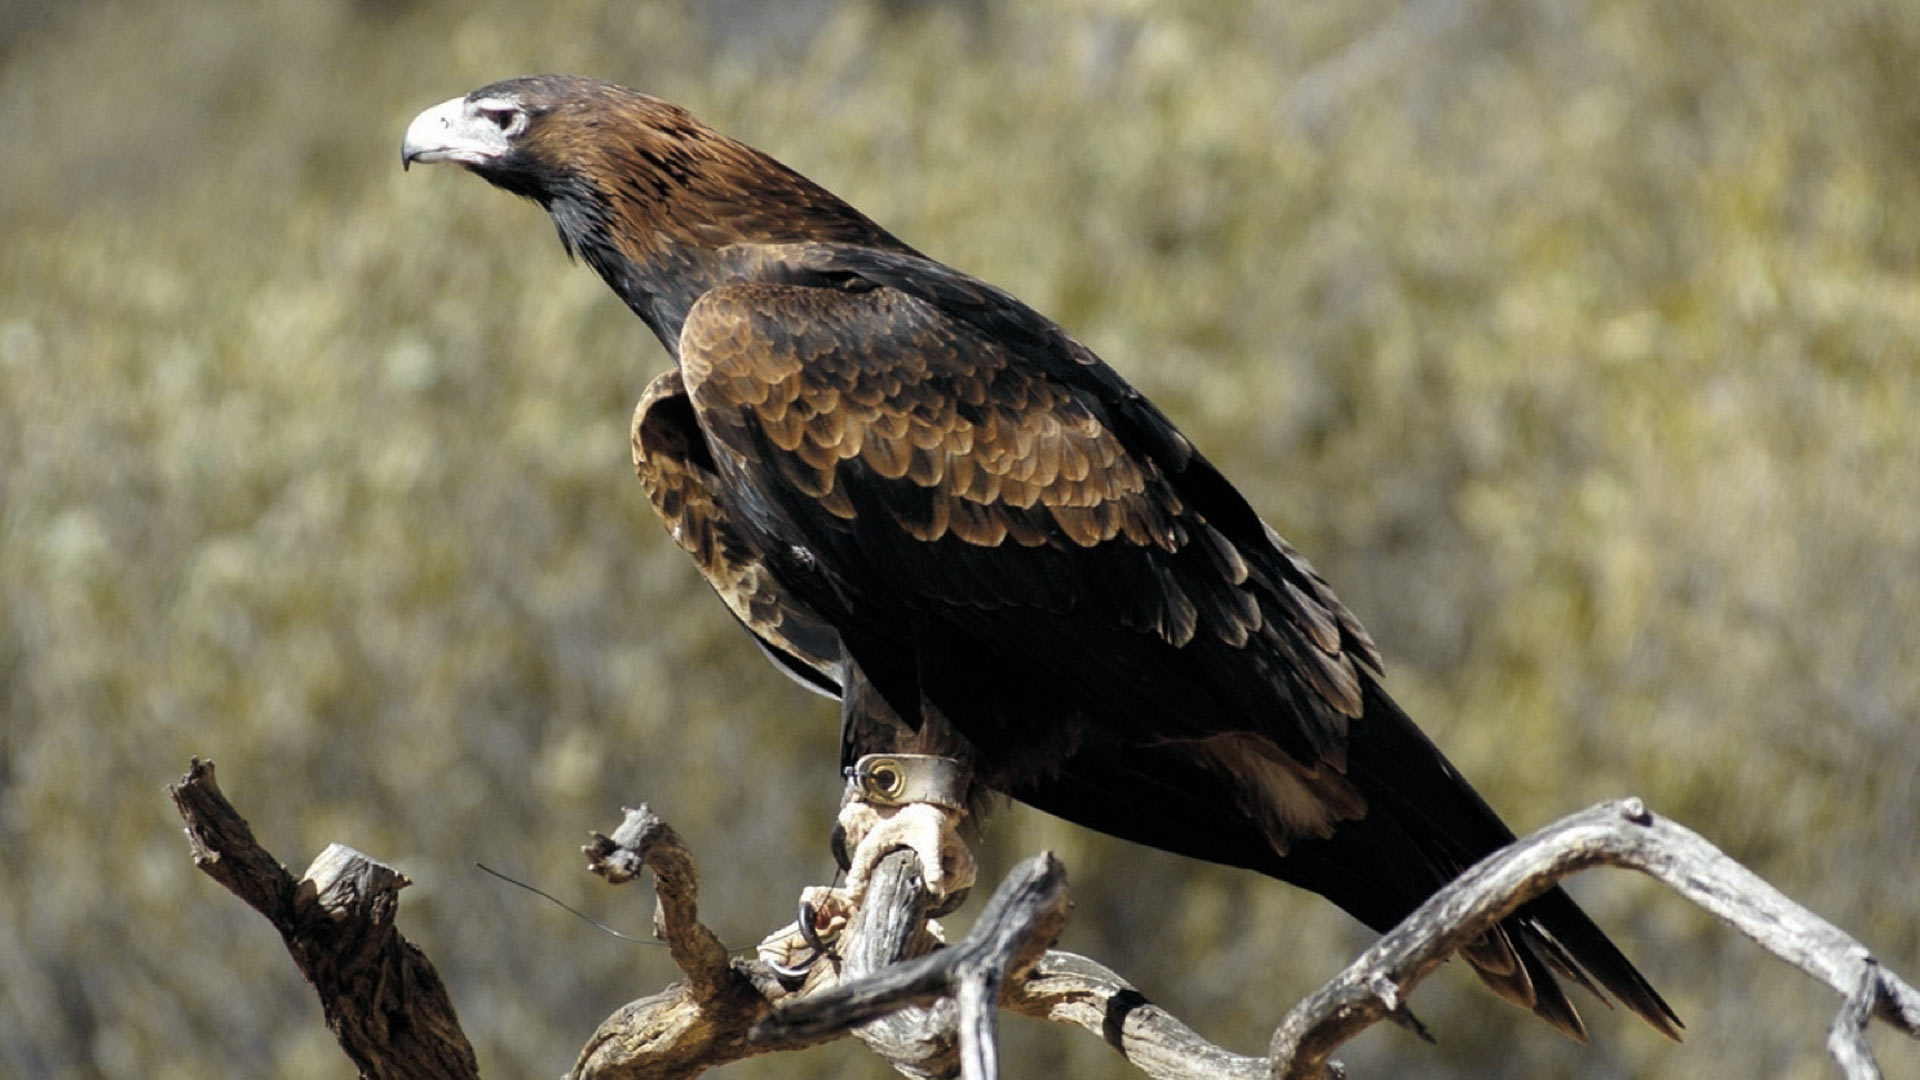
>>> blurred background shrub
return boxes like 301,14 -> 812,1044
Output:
2,1 -> 1915,1077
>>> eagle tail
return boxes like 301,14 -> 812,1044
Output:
1335,679 -> 1684,1041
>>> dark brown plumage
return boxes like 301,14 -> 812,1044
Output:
404,74 -> 1681,1043
631,367 -> 842,699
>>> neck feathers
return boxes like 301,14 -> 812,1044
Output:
524,92 -> 908,346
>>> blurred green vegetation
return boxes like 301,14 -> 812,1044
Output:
3,1 -> 1917,1077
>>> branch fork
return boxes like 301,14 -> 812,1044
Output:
173,760 -> 1920,1080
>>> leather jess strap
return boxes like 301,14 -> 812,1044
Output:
845,754 -> 968,811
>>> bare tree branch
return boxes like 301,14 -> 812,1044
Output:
168,759 -> 481,1080
1264,798 -> 1920,1080
175,762 -> 1918,1080
1004,952 -> 1268,1080
832,848 -> 958,1077
583,807 -> 733,999
569,807 -> 822,1080
752,850 -> 1071,1080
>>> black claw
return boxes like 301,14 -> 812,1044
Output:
767,954 -> 818,982
829,821 -> 851,873
767,896 -> 838,984
797,899 -> 827,953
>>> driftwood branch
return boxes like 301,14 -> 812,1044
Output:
174,760 -> 1918,1080
753,849 -> 1072,1080
1265,798 -> 1920,1080
168,758 -> 480,1080
821,847 -> 959,1076
1008,951 -> 1269,1080
568,805 -> 811,1080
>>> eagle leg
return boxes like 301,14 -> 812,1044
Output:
818,754 -> 977,925
756,755 -> 973,979
836,798 -> 976,909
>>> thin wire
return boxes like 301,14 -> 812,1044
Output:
474,862 -> 661,947
475,859 -> 852,959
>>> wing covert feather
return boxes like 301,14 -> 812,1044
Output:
631,367 -> 843,695
678,276 -> 1375,767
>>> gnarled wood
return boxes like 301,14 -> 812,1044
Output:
1005,952 -> 1268,1080
169,759 -> 480,1080
1264,799 -> 1920,1080
174,763 -> 1919,1080
754,851 -> 1072,1080
569,805 -> 808,1080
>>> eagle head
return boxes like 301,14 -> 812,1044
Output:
400,75 -> 689,206
402,75 -> 906,334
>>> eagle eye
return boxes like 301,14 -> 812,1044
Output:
475,103 -> 525,137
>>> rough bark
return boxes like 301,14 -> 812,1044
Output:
1263,798 -> 1920,1080
169,759 -> 480,1080
174,762 -> 1919,1080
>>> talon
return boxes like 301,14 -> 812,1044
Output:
797,898 -> 826,953
767,955 -> 817,981
830,820 -> 851,874
759,885 -> 856,984
757,922 -> 822,983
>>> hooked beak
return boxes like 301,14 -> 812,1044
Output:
401,95 -> 509,171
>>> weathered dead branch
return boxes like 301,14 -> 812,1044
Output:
1006,951 -> 1268,1080
705,797 -> 1920,1080
567,805 -> 811,1080
753,849 -> 1072,1080
168,758 -> 480,1080
1264,798 -> 1920,1080
174,762 -> 1918,1080
821,846 -> 960,1076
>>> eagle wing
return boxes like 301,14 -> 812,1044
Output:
631,366 -> 844,698
675,247 -> 1379,783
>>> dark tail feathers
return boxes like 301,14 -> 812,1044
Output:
1340,678 -> 1683,1041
